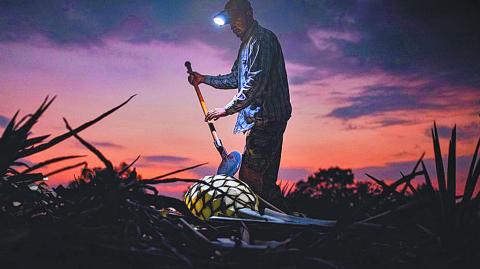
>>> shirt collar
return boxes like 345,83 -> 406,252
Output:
241,20 -> 258,43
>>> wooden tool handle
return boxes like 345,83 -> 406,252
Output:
185,61 -> 209,116
185,61 -> 227,157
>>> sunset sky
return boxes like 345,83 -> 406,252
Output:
1,0 -> 479,197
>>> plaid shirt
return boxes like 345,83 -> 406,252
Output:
204,20 -> 292,134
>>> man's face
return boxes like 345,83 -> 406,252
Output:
228,10 -> 249,39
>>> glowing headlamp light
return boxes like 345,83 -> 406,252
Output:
213,10 -> 230,26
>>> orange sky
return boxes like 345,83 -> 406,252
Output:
1,38 -> 478,198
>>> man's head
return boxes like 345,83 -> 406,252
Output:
224,0 -> 254,40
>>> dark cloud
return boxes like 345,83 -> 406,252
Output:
288,74 -> 316,86
429,125 -> 453,140
342,0 -> 480,87
337,117 -> 416,130
327,85 -> 441,120
92,141 -> 124,149
458,122 -> 480,141
1,0 -> 479,90
374,118 -> 415,127
0,0 -> 232,47
278,167 -> 311,181
425,122 -> 480,141
143,155 -> 191,164
0,115 -> 9,128
70,140 -> 124,150
263,0 -> 480,88
190,165 -> 217,178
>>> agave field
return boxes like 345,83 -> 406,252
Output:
0,96 -> 478,269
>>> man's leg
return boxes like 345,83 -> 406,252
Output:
239,120 -> 288,199
261,132 -> 284,202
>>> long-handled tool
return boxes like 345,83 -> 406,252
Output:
185,61 -> 242,177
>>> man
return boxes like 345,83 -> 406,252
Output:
188,0 -> 292,207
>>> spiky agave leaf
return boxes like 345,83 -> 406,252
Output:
463,137 -> 480,202
13,113 -> 33,130
421,161 -> 434,194
21,155 -> 86,174
387,153 -> 425,191
118,155 -> 141,176
431,122 -> 448,231
0,110 -> 21,175
23,134 -> 51,149
147,162 -> 209,181
280,181 -> 295,197
64,118 -> 114,172
17,95 -> 136,159
447,126 -> 456,210
336,154 -> 425,228
1,110 -> 20,140
44,162 -> 88,177
0,97 -> 57,170
365,173 -> 405,198
15,96 -> 56,139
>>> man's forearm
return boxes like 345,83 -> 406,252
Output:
204,74 -> 238,89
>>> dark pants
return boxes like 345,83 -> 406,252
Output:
239,120 -> 288,202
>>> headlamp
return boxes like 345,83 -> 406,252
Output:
213,10 -> 231,26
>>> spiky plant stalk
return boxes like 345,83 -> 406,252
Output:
0,95 -> 136,224
426,123 -> 480,248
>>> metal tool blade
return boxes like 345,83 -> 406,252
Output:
217,151 -> 242,177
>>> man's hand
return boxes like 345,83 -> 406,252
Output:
205,108 -> 227,122
188,72 -> 205,86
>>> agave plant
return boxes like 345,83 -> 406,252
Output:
0,95 -> 136,225
421,122 -> 480,248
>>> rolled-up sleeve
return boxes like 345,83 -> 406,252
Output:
204,59 -> 239,89
224,37 -> 272,115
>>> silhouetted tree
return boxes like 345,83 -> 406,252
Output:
287,167 -> 381,219
295,167 -> 354,197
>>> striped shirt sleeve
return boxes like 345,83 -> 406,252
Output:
204,59 -> 239,89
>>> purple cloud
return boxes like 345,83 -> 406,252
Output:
327,85 -> 442,120
2,0 -> 479,90
190,165 -> 217,178
425,122 -> 480,142
91,141 -> 124,149
278,167 -> 311,181
374,118 -> 415,128
143,155 -> 192,164
0,115 -> 9,128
